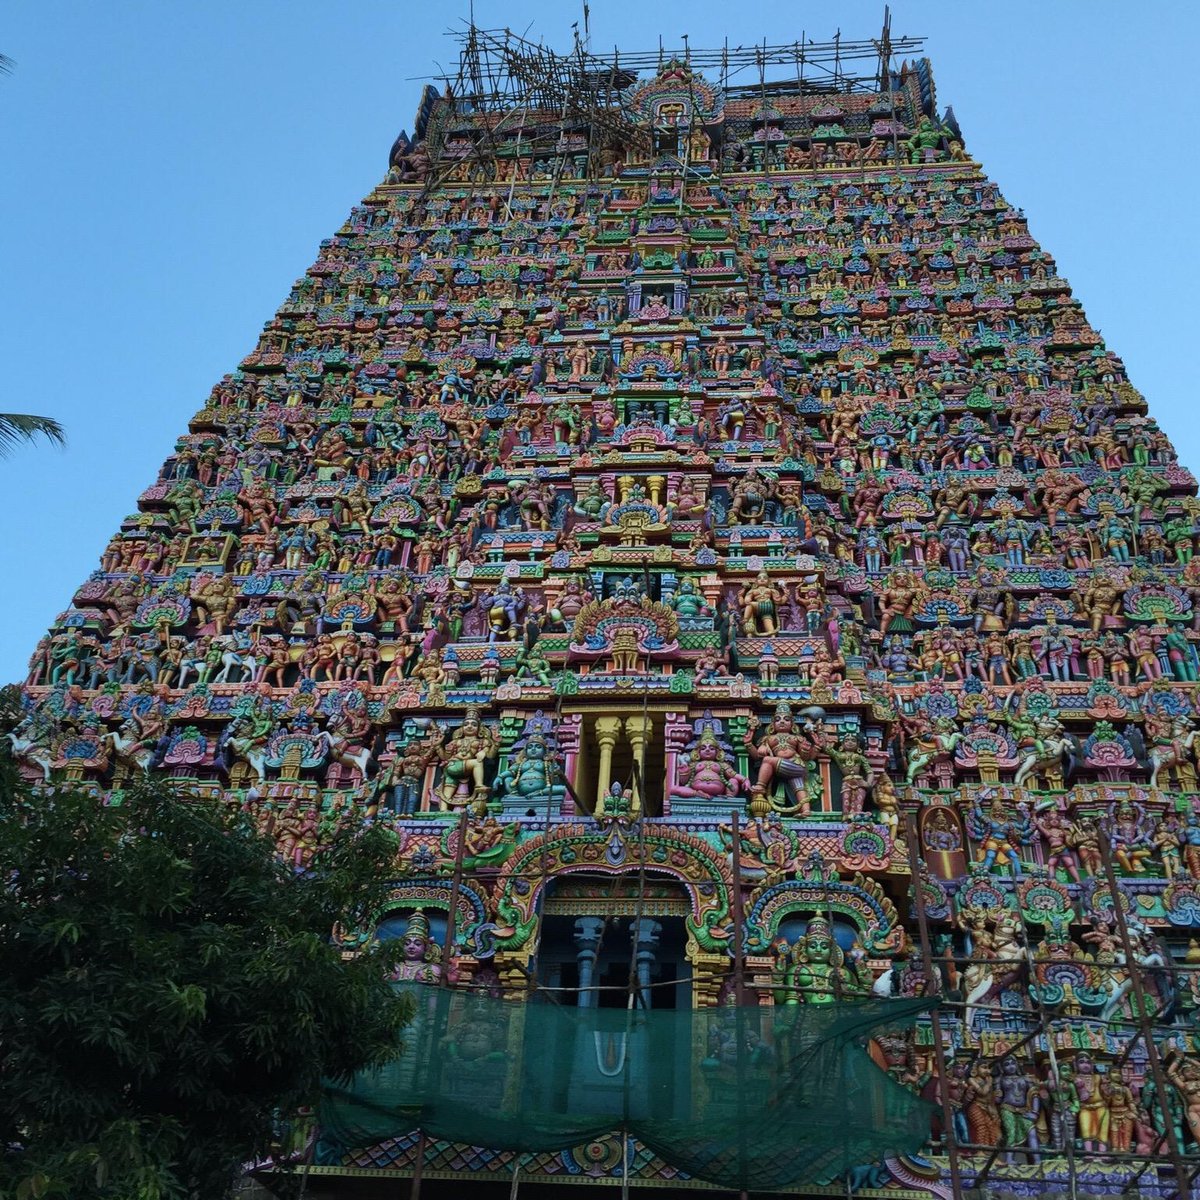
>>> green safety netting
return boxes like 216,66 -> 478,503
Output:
320,988 -> 938,1190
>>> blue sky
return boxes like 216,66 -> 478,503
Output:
2,1 -> 1198,682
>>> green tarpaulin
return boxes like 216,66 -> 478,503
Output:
320,989 -> 937,1190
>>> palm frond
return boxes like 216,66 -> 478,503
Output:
0,413 -> 66,457
0,55 -> 14,76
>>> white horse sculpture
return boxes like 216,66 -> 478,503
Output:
104,722 -> 156,775
319,729 -> 374,780
1149,729 -> 1199,789
218,717 -> 269,782
5,727 -> 54,782
961,913 -> 1026,1030
1013,734 -> 1075,789
1100,929 -> 1172,1021
176,646 -> 210,689
212,633 -> 261,685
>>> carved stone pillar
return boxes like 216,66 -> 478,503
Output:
630,917 -> 663,1011
661,714 -> 688,817
556,712 -> 583,816
495,949 -> 533,1001
574,916 -> 605,1009
625,713 -> 653,817
687,942 -> 728,1008
594,715 -> 623,814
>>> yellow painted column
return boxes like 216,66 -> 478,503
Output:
624,714 -> 653,819
594,716 -> 623,816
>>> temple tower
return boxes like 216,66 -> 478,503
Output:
13,24 -> 1200,1200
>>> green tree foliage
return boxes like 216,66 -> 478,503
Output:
0,751 -> 412,1200
0,413 -> 65,458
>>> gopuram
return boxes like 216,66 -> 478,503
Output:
11,21 -> 1200,1200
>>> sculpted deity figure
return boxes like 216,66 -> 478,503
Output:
828,733 -> 874,817
872,773 -> 903,846
995,1057 -> 1042,1162
390,910 -> 443,985
433,708 -> 498,812
1081,572 -> 1124,633
772,915 -> 872,1006
1163,1047 -> 1200,1149
963,1059 -> 1002,1147
512,476 -> 556,531
573,479 -> 611,521
728,468 -> 774,524
1072,1053 -> 1110,1152
710,335 -> 732,377
480,580 -> 527,642
1104,799 -> 1155,874
321,690 -> 375,780
904,716 -> 962,786
548,577 -> 592,626
1103,1066 -> 1138,1154
239,477 -> 278,534
193,573 -> 238,636
671,730 -> 750,801
1033,803 -> 1082,883
739,571 -> 787,635
743,702 -> 824,817
1144,708 -> 1198,790
957,904 -> 1025,1029
374,727 -> 445,817
966,792 -> 1034,874
666,476 -> 706,520
879,569 -> 927,636
668,578 -> 712,621
494,733 -> 567,812
217,703 -> 274,783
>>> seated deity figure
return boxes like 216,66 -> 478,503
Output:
494,733 -> 567,813
548,577 -> 593,627
666,476 -> 706,520
573,479 -> 611,521
772,915 -> 873,1005
671,729 -> 750,801
668,578 -> 712,621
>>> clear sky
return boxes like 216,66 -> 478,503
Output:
2,1 -> 1198,683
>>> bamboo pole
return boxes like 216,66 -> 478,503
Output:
904,812 -> 964,1200
1097,828 -> 1192,1200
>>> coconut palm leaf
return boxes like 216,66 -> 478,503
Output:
0,413 -> 66,457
